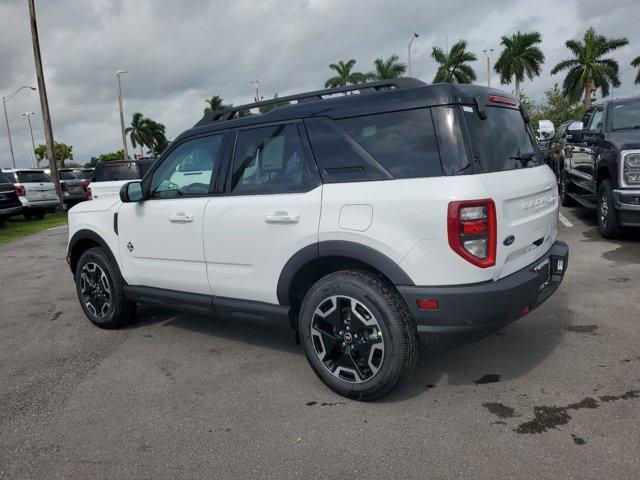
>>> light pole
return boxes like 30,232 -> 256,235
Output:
2,85 -> 36,168
21,112 -> 37,168
116,70 -> 129,159
250,80 -> 261,103
482,48 -> 494,88
408,32 -> 419,77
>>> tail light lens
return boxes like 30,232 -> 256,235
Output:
447,199 -> 496,268
87,187 -> 93,200
15,184 -> 26,197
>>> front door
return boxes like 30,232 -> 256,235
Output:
203,121 -> 322,304
118,132 -> 227,295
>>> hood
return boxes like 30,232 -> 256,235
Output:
69,197 -> 119,214
607,131 -> 640,150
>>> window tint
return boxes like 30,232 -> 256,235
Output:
59,171 -> 78,180
463,106 -> 541,172
0,172 -> 12,184
230,124 -> 312,194
151,135 -> 224,198
93,163 -> 140,182
432,106 -> 471,175
304,117 -> 387,183
587,107 -> 604,132
612,100 -> 640,131
16,171 -> 51,183
337,109 -> 442,179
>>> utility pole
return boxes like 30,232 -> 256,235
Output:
27,0 -> 62,204
482,49 -> 494,88
21,112 -> 37,168
116,70 -> 129,159
250,80 -> 261,103
407,32 -> 419,77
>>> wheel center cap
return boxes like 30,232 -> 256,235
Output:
343,332 -> 353,343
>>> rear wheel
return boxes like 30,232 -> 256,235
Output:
75,247 -> 136,329
559,170 -> 575,207
298,271 -> 416,401
597,179 -> 621,239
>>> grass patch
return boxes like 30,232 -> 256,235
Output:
0,212 -> 67,245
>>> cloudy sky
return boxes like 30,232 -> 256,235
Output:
1,0 -> 639,168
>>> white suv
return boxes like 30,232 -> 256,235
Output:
67,79 -> 568,400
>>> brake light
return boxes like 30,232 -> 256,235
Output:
447,199 -> 496,268
87,187 -> 93,200
15,184 -> 26,197
487,94 -> 517,106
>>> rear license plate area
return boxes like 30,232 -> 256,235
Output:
534,258 -> 551,291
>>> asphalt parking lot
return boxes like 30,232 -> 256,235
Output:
1,207 -> 639,479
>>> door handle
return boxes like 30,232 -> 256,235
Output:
265,211 -> 300,224
169,213 -> 195,223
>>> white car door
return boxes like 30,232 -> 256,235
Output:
203,121 -> 322,304
118,132 -> 228,295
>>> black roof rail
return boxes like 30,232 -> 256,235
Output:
194,77 -> 426,127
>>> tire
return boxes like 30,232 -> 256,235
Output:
23,211 -> 34,220
74,247 -> 136,329
559,170 -> 575,207
597,179 -> 621,239
298,270 -> 417,401
33,210 -> 46,220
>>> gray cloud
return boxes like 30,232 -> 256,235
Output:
1,0 -> 639,168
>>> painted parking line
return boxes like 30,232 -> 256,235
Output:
558,212 -> 574,227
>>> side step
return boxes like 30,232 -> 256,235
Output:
568,192 -> 596,210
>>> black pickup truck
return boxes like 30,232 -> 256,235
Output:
559,95 -> 640,238
0,170 -> 22,227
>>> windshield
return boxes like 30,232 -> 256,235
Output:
92,163 -> 140,182
463,105 -> 541,172
16,171 -> 51,183
612,100 -> 640,131
59,171 -> 78,180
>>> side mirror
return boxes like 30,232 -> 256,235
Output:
567,130 -> 583,144
120,181 -> 144,203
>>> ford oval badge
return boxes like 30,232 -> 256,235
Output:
503,235 -> 515,246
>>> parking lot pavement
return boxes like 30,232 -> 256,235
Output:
0,209 -> 639,480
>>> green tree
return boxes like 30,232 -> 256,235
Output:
204,95 -> 230,114
632,56 -> 640,84
551,27 -> 628,107
34,142 -> 73,168
125,113 -> 168,156
324,59 -> 367,88
258,93 -> 291,114
86,150 -> 124,167
367,54 -> 407,80
527,85 -> 586,130
431,40 -> 477,84
494,31 -> 545,100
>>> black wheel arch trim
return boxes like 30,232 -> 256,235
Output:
276,240 -> 415,306
68,229 -> 121,278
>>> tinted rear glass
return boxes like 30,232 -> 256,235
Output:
59,171 -> 78,180
0,172 -> 12,184
463,106 -> 540,172
337,108 -> 442,179
78,170 -> 94,180
16,171 -> 52,183
93,163 -> 140,182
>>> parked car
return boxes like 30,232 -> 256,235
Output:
559,95 -> 640,238
542,120 -> 582,178
88,159 -> 156,200
45,168 -> 88,208
2,168 -> 59,219
76,168 -> 95,181
67,79 -> 568,400
0,170 -> 22,227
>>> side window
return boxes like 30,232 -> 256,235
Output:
587,107 -> 604,132
581,109 -> 594,130
230,123 -> 313,195
337,109 -> 442,179
150,134 -> 224,198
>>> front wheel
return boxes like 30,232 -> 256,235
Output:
597,179 -> 621,239
559,170 -> 575,207
298,271 -> 417,401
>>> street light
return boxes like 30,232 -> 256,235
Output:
2,85 -> 36,168
21,112 -> 37,168
116,70 -> 129,159
250,80 -> 261,103
408,33 -> 419,77
482,48 -> 494,88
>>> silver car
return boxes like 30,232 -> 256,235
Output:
2,169 -> 59,219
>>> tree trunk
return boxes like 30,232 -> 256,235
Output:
515,78 -> 520,100
584,79 -> 595,108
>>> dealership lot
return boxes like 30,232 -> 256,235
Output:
1,208 -> 639,479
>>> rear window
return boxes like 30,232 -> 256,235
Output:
463,106 -> 541,172
16,171 -> 52,183
92,163 -> 140,182
59,171 -> 78,180
78,170 -> 94,180
0,172 -> 12,184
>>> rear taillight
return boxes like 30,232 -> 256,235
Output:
87,187 -> 93,200
15,184 -> 26,197
447,199 -> 496,268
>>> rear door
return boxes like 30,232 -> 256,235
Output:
203,121 -> 322,304
461,102 -> 559,280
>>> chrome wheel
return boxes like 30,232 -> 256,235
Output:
600,194 -> 609,225
310,295 -> 384,384
79,262 -> 112,318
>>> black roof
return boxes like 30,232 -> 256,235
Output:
181,78 -> 517,143
593,94 -> 640,108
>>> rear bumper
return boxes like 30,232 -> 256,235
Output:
0,205 -> 22,217
613,189 -> 640,226
20,198 -> 60,209
398,241 -> 569,336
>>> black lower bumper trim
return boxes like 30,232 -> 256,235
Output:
397,241 -> 569,335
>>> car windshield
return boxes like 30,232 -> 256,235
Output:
463,105 -> 541,172
612,100 -> 640,131
59,171 -> 78,180
92,163 -> 140,182
15,171 -> 51,183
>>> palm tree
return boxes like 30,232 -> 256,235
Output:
204,95 -> 226,114
145,119 -> 168,156
494,31 -> 545,100
431,40 -> 477,84
551,27 -> 628,108
126,112 -> 152,155
632,56 -> 640,84
367,54 -> 407,80
325,59 -> 367,88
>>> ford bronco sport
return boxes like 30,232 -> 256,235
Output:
67,79 -> 568,400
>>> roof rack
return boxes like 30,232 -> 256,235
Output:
194,77 -> 426,127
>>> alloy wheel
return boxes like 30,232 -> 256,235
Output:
79,262 -> 112,318
600,194 -> 609,226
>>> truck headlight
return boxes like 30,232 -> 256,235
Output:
623,153 -> 640,185
624,153 -> 640,168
